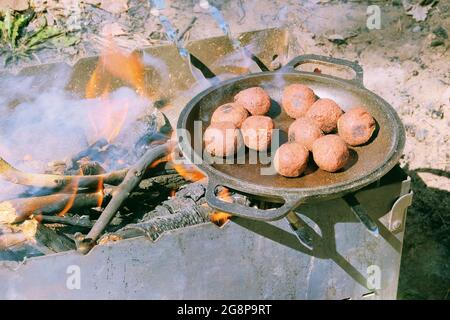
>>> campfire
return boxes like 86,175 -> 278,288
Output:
0,40 -> 234,255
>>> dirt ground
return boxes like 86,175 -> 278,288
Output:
1,0 -> 449,299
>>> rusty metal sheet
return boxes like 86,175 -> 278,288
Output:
186,28 -> 289,76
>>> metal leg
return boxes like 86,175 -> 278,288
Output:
286,211 -> 313,250
344,194 -> 379,235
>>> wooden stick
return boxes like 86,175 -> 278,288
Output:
0,156 -> 127,189
36,214 -> 95,228
77,143 -> 172,253
0,191 -> 106,224
0,169 -> 183,225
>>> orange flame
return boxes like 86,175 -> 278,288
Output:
210,188 -> 232,226
96,176 -> 104,207
57,174 -> 81,217
148,150 -> 206,182
98,43 -> 146,96
85,41 -> 147,144
149,153 -> 173,169
56,169 -> 104,217
171,163 -> 206,182
85,65 -> 106,100
85,42 -> 147,99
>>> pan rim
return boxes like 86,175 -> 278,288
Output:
177,70 -> 405,201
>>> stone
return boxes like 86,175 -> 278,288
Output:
100,22 -> 126,37
100,0 -> 128,14
83,0 -> 101,5
0,0 -> 29,11
415,129 -> 428,142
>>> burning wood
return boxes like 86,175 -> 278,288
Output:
0,156 -> 127,189
99,183 -> 213,243
148,153 -> 232,226
0,36 -> 233,257
0,191 -> 107,224
76,142 -> 172,253
36,214 -> 95,228
98,180 -> 243,246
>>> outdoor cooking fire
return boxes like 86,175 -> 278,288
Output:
2,0 -> 444,301
0,39 -> 234,252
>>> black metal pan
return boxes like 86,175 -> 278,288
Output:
177,54 -> 405,221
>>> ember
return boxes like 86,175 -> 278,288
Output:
210,188 -> 232,226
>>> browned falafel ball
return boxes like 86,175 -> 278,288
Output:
306,98 -> 344,133
241,115 -> 274,151
273,142 -> 309,177
288,117 -> 324,151
211,103 -> 248,128
204,122 -> 244,157
312,135 -> 350,172
234,87 -> 271,115
281,84 -> 317,119
337,106 -> 376,146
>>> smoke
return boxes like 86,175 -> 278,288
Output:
0,67 -> 157,200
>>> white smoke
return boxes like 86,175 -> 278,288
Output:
0,66 -> 156,199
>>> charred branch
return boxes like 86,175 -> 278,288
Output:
34,224 -> 76,253
37,214 -> 95,228
0,221 -> 74,252
99,182 -> 213,243
0,156 -> 127,189
103,206 -> 212,242
0,191 -> 108,224
138,173 -> 187,191
76,142 -> 172,253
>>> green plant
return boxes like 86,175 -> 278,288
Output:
0,9 -> 80,66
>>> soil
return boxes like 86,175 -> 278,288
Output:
0,0 -> 448,299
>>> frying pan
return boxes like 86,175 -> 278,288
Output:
177,54 -> 405,221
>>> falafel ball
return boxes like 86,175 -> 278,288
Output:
273,142 -> 309,177
204,122 -> 244,157
241,115 -> 274,151
234,87 -> 271,115
337,106 -> 376,146
288,117 -> 324,151
281,84 -> 317,119
306,98 -> 343,133
211,103 -> 248,128
312,135 -> 350,172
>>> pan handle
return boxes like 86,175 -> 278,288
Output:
282,54 -> 364,85
205,179 -> 302,221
